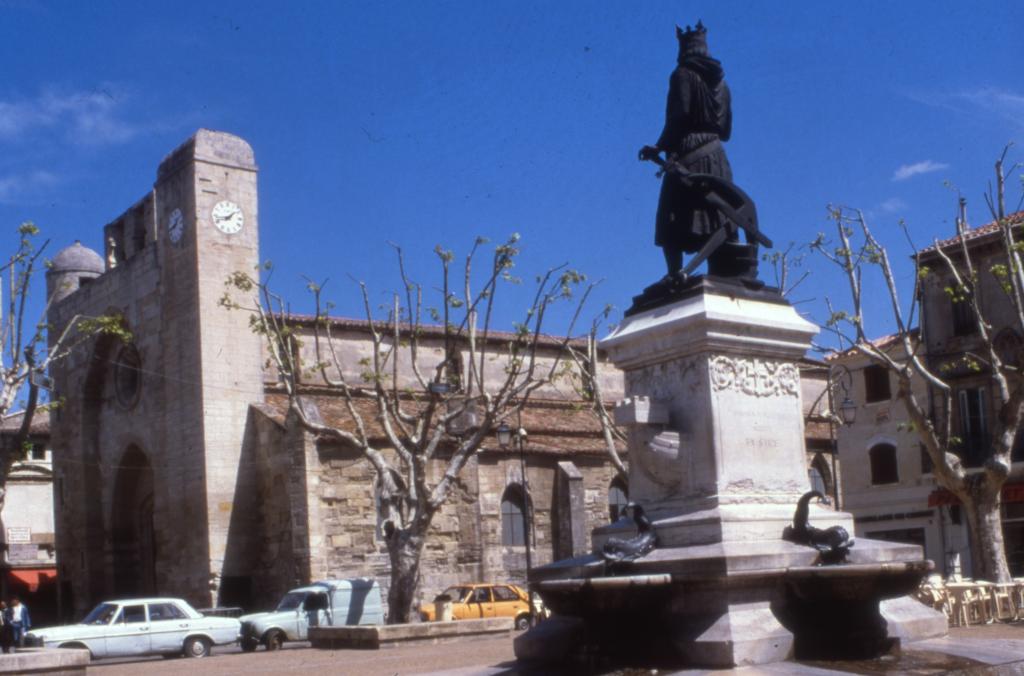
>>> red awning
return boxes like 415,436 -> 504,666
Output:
927,482 -> 1024,508
8,569 -> 54,593
1004,483 -> 1024,503
928,488 -> 959,507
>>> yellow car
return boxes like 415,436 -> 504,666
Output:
419,583 -> 533,630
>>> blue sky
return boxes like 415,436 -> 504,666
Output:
1,1 -> 1022,345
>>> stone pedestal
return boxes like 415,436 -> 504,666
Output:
515,282 -> 946,671
595,282 -> 853,547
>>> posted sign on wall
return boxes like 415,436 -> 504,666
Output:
6,527 -> 31,544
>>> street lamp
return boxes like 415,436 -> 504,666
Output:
496,417 -> 535,626
831,364 -> 857,427
839,394 -> 857,426
495,421 -> 513,448
428,381 -> 451,396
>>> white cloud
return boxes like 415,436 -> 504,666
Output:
906,86 -> 1024,132
879,197 -> 908,213
0,170 -> 58,204
0,86 -> 138,145
955,87 -> 1024,129
892,160 -> 949,182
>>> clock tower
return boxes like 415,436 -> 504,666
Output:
152,129 -> 264,604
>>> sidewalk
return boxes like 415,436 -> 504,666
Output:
86,621 -> 1024,675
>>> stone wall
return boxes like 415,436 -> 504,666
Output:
289,323 -> 625,403
268,420 -> 622,616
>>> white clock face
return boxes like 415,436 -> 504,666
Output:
211,200 -> 244,234
167,208 -> 185,243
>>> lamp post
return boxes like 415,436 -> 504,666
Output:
827,363 -> 857,508
496,418 -> 535,625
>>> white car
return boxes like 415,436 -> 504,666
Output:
26,597 -> 240,660
239,578 -> 384,651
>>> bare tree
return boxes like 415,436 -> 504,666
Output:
763,242 -> 812,299
814,146 -> 1024,582
562,312 -> 628,483
0,223 -> 128,516
224,235 -> 597,622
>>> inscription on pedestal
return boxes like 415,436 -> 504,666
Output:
708,354 -> 809,498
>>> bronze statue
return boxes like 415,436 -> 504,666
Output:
782,491 -> 854,565
639,22 -> 768,284
601,503 -> 657,565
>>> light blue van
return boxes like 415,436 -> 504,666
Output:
239,578 -> 383,651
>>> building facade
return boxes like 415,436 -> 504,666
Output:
918,211 -> 1024,576
830,335 -> 965,574
834,210 -> 1024,578
47,129 -> 844,620
800,359 -> 842,508
0,413 -> 57,624
47,130 -> 630,619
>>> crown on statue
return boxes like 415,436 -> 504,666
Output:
676,20 -> 708,55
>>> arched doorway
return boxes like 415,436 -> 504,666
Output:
501,484 -> 529,547
111,445 -> 156,596
608,477 -> 629,522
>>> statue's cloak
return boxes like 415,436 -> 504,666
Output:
654,55 -> 734,252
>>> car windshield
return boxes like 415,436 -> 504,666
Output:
440,587 -> 470,603
82,603 -> 118,625
276,592 -> 307,611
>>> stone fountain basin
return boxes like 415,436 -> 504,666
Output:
782,560 -> 932,602
532,560 -> 930,618
529,537 -> 932,621
527,542 -> 936,663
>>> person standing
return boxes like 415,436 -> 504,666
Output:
6,597 -> 30,648
0,601 -> 10,653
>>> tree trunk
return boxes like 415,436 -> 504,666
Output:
385,527 -> 426,624
962,477 -> 1012,583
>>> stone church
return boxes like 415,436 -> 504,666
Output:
45,130 -> 627,619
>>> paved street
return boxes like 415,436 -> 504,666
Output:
79,621 -> 1024,675
86,635 -> 517,675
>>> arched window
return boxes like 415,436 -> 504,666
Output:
808,453 -> 832,497
869,443 -> 899,485
808,466 -> 826,496
608,477 -> 629,522
501,484 -> 528,546
114,345 -> 142,408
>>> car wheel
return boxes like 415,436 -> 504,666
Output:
514,614 -> 531,631
183,636 -> 211,658
58,643 -> 93,660
264,630 -> 285,651
240,637 -> 259,652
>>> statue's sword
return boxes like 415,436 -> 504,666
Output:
644,153 -> 772,277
